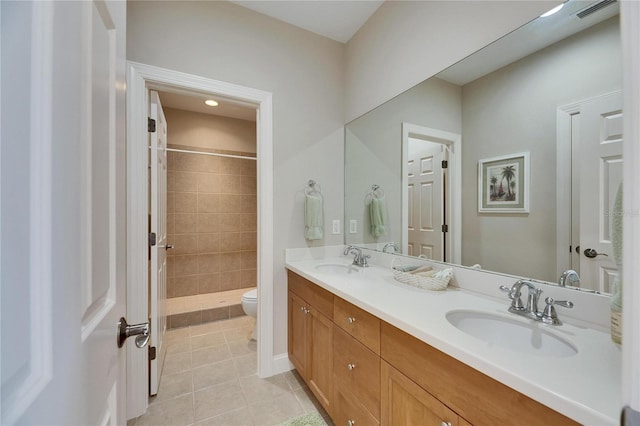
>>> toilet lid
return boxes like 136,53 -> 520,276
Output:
242,288 -> 257,301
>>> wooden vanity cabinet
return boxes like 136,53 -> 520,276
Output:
380,322 -> 578,426
287,271 -> 578,426
287,271 -> 334,415
381,360 -> 460,426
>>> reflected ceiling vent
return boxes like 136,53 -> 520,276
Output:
576,0 -> 617,19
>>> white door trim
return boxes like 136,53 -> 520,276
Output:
401,123 -> 461,265
621,0 -> 640,411
125,61 -> 274,418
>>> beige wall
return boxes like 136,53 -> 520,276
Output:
128,0 -> 345,356
167,148 -> 257,299
345,1 -> 559,122
164,107 -> 256,154
461,18 -> 622,281
128,0 -> 557,358
345,77 -> 462,246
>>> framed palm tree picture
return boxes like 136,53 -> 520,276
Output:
478,152 -> 529,213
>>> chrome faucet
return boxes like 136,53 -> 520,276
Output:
344,245 -> 370,267
500,280 -> 574,325
382,242 -> 399,253
558,269 -> 580,287
500,279 -> 542,320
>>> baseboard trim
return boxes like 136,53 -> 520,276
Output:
272,353 -> 294,376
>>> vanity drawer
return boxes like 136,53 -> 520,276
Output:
334,296 -> 380,354
333,325 -> 380,420
333,387 -> 380,426
380,321 -> 578,426
288,270 -> 333,318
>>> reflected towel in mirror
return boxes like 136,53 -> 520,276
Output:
305,193 -> 323,240
370,196 -> 387,238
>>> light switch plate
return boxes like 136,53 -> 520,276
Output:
349,220 -> 357,234
332,219 -> 340,234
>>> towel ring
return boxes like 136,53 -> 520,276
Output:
305,179 -> 322,196
370,184 -> 385,198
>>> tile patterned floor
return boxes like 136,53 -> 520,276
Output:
128,316 -> 331,426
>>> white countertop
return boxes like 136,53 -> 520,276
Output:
285,249 -> 622,425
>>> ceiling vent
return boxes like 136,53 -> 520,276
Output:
576,0 -> 617,19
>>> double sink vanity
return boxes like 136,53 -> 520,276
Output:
285,246 -> 621,425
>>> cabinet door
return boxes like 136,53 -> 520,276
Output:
288,291 -> 308,378
381,361 -> 459,426
308,307 -> 333,415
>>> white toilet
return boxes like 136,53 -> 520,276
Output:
241,288 -> 258,341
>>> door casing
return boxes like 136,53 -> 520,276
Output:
125,61 -> 274,418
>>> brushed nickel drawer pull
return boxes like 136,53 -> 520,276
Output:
347,316 -> 356,324
347,363 -> 356,371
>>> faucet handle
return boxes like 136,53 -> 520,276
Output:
499,285 -> 524,310
541,297 -> 573,325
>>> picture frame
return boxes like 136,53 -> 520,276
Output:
478,152 -> 529,213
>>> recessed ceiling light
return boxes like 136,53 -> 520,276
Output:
540,4 -> 564,17
204,99 -> 219,107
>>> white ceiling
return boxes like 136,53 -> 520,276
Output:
229,0 -> 385,43
158,0 -> 385,118
158,91 -> 257,122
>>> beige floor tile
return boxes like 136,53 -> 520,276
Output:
219,316 -> 252,330
195,407 -> 254,426
190,321 -> 222,336
165,327 -> 191,342
194,380 -> 247,422
224,326 -> 253,342
233,352 -> 257,378
153,370 -> 193,404
166,338 -> 192,355
191,343 -> 232,369
163,351 -> 192,376
191,331 -> 226,350
228,338 -> 257,357
283,370 -> 306,391
137,393 -> 194,426
127,417 -> 137,426
239,373 -> 290,403
247,391 -> 304,426
293,387 -> 322,413
192,359 -> 238,391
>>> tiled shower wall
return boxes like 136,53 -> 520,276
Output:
167,146 -> 257,299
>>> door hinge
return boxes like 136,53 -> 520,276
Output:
442,224 -> 449,233
149,346 -> 157,361
148,117 -> 156,133
442,160 -> 448,169
149,232 -> 157,246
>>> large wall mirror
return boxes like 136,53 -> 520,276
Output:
345,0 -> 621,293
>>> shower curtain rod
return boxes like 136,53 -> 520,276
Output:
165,147 -> 257,161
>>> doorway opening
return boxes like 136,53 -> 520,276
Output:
401,123 -> 462,264
126,62 -> 274,419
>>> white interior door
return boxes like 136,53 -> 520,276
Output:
149,91 -> 168,396
1,0 -> 129,424
579,92 -> 623,293
407,138 -> 444,260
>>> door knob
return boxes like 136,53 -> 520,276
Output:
584,248 -> 608,258
117,317 -> 150,348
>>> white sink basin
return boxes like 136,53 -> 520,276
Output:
446,310 -> 577,358
314,263 -> 361,275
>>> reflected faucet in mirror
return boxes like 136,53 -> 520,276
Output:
558,270 -> 580,287
382,242 -> 399,254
